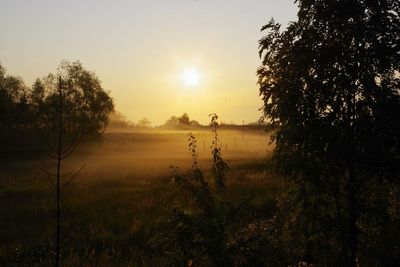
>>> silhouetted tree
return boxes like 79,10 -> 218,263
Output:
190,119 -> 201,127
108,111 -> 133,128
258,1 -> 400,266
0,65 -> 28,128
163,114 -> 202,128
41,77 -> 85,267
164,115 -> 179,127
31,78 -> 46,108
137,118 -> 151,127
0,61 -> 114,158
40,61 -> 114,139
178,113 -> 190,126
0,63 -> 33,155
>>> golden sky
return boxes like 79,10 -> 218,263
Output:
0,0 -> 297,125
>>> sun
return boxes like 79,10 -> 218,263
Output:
181,67 -> 200,87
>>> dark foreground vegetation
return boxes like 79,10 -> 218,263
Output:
0,120 -> 399,267
1,0 -> 400,266
256,0 -> 400,266
0,123 -> 280,266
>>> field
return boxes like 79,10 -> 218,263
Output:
0,127 -> 279,266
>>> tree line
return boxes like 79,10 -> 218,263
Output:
0,60 -> 114,158
109,113 -> 202,129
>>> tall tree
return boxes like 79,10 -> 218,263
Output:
0,65 -> 29,129
258,0 -> 400,266
41,61 -> 114,139
0,64 -> 33,156
41,77 -> 85,267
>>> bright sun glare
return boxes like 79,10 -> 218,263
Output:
181,67 -> 200,87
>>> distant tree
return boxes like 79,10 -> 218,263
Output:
137,118 -> 151,127
31,79 -> 46,108
189,120 -> 201,127
178,113 -> 190,126
258,1 -> 400,266
108,111 -> 133,128
30,78 -> 47,129
163,114 -> 202,128
164,115 -> 179,127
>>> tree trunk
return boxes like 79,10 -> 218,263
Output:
348,166 -> 357,267
55,76 -> 63,267
347,82 -> 358,267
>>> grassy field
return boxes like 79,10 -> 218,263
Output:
0,127 -> 279,266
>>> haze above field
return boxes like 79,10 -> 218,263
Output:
0,0 -> 297,125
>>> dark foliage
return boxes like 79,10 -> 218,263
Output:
258,0 -> 400,266
0,61 -> 114,159
210,113 -> 228,194
162,113 -> 202,129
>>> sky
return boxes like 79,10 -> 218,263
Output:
0,0 -> 298,125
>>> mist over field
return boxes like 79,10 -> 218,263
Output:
1,0 -> 399,266
2,127 -> 272,180
90,127 -> 271,178
0,126 -> 279,267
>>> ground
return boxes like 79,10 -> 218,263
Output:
0,127 -> 278,266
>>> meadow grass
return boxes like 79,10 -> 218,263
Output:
0,128 -> 277,266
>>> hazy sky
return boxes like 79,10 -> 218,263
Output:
0,0 -> 297,125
